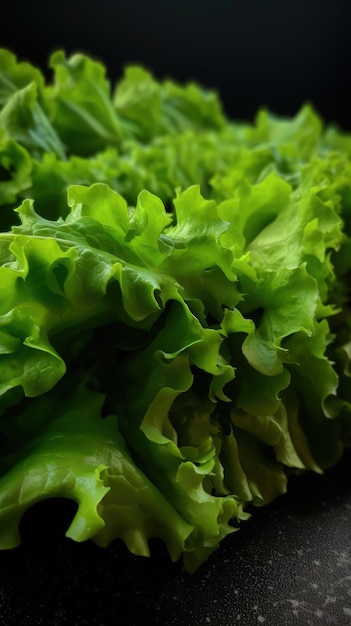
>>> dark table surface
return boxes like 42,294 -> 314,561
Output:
1,449 -> 351,626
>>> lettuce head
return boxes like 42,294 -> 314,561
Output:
0,48 -> 350,572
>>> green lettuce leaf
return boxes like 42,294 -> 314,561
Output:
47,51 -> 125,156
0,375 -> 198,566
0,47 -> 350,573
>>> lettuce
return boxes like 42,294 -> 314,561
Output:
0,48 -> 350,571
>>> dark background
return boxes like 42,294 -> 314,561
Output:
1,0 -> 351,129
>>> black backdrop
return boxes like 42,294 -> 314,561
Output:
1,0 -> 351,129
